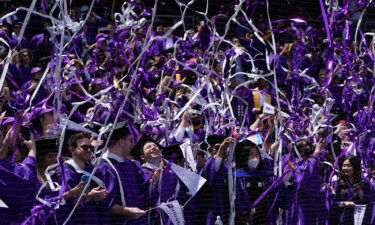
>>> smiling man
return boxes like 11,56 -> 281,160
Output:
51,132 -> 108,225
132,135 -> 183,225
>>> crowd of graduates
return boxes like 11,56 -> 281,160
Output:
0,0 -> 375,224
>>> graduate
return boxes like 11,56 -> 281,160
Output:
234,139 -> 277,225
132,134 -> 182,225
49,132 -> 108,225
282,139 -> 327,225
333,155 -> 374,225
96,126 -> 147,225
0,121 -> 39,224
197,136 -> 234,225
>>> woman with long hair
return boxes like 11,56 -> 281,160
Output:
234,139 -> 276,225
334,155 -> 373,225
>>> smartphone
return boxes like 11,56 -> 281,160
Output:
81,175 -> 90,184
21,126 -> 32,141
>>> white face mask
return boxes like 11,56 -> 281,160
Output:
247,158 -> 259,169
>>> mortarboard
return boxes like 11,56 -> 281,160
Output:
0,117 -> 15,127
96,33 -> 109,40
106,121 -> 131,143
162,142 -> 184,161
35,135 -> 59,157
199,134 -> 226,153
31,106 -> 54,120
31,67 -> 42,74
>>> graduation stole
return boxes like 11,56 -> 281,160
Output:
64,159 -> 105,189
101,157 -> 127,206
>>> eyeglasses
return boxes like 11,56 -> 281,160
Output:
79,145 -> 94,151
22,54 -> 30,57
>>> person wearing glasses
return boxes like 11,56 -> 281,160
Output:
50,132 -> 108,225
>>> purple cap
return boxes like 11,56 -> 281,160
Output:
31,67 -> 42,74
96,32 -> 109,40
31,106 -> 54,119
96,37 -> 106,44
0,117 -> 15,127
145,88 -> 156,95
173,80 -> 182,87
91,78 -> 103,85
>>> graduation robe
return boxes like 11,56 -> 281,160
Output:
282,157 -> 327,225
141,161 -> 179,225
96,153 -> 148,225
0,156 -> 39,224
49,160 -> 102,225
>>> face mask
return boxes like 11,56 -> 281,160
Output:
247,158 -> 259,169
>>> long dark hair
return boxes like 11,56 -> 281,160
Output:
338,155 -> 362,193
234,140 -> 263,170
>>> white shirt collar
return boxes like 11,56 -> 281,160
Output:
103,152 -> 124,163
142,162 -> 162,170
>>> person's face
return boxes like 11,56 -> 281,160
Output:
214,63 -> 222,74
211,144 -> 221,155
318,69 -> 326,82
99,41 -> 107,49
41,111 -> 54,127
196,153 -> 205,168
136,29 -> 145,39
156,26 -> 164,35
141,141 -> 161,162
232,38 -> 240,47
71,138 -> 93,162
342,159 -> 354,178
43,152 -> 57,166
108,24 -> 115,34
257,79 -> 268,90
0,26 -> 9,35
248,147 -> 260,160
118,135 -> 133,155
33,72 -> 43,81
13,25 -> 20,34
21,52 -> 31,64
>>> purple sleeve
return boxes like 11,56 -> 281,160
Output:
203,157 -> 227,184
96,163 -> 120,209
14,156 -> 38,181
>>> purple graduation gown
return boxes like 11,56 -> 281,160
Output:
195,157 -> 230,225
333,179 -> 374,225
96,157 -> 148,225
235,158 -> 278,225
49,162 -> 101,225
282,158 -> 326,225
0,156 -> 39,224
141,162 -> 179,225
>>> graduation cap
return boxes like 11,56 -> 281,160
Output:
207,134 -> 226,147
0,117 -> 15,128
160,47 -> 174,56
30,106 -> 54,120
162,142 -> 184,161
199,134 -> 226,153
106,121 -> 131,144
35,136 -> 59,161
31,67 -> 42,74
